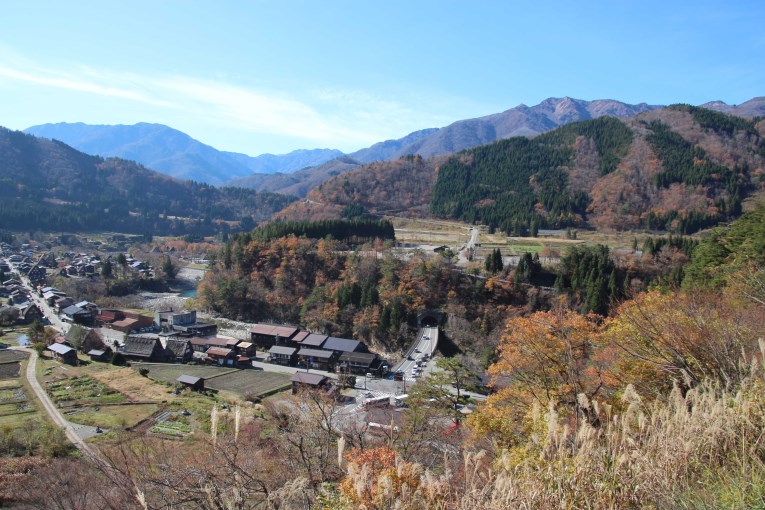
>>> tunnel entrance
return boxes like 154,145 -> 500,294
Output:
417,310 -> 443,328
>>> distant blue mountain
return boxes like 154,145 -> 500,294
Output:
23,122 -> 342,185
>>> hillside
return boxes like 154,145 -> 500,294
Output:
286,106 -> 765,234
227,155 -> 360,197
231,97 -> 661,196
701,96 -> 765,118
0,127 -> 295,235
23,122 -> 341,185
389,97 -> 660,160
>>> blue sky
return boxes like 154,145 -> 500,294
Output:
1,1 -> 763,155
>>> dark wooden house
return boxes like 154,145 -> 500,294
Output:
176,374 -> 205,391
122,336 -> 166,362
290,372 -> 329,394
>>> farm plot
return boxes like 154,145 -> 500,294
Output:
206,371 -> 291,398
0,362 -> 21,379
0,354 -> 39,427
132,363 -> 239,384
132,363 -> 291,399
48,376 -> 127,406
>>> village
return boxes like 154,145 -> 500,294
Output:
0,240 -> 475,449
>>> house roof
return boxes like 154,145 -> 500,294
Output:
190,337 -> 229,348
123,336 -> 159,357
205,347 -> 233,357
297,348 -> 334,359
87,349 -> 106,356
237,342 -> 253,349
291,372 -> 328,386
301,333 -> 328,348
112,318 -> 139,328
225,338 -> 240,347
269,345 -> 297,356
177,375 -> 203,385
323,337 -> 362,353
165,338 -> 191,357
96,310 -> 121,321
250,323 -> 299,339
48,343 -> 74,355
292,331 -> 310,343
62,305 -> 85,316
338,351 -> 377,365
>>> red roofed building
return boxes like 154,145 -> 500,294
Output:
205,347 -> 235,366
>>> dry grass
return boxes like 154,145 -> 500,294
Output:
333,354 -> 765,510
89,367 -> 175,402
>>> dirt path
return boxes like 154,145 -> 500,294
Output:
15,347 -> 102,460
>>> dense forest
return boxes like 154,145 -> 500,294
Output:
0,128 -> 295,235
247,218 -> 395,243
280,106 -> 765,235
430,109 -> 764,234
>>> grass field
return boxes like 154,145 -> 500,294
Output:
63,403 -> 159,429
388,215 -> 696,261
132,363 -> 240,383
133,363 -> 291,399
206,370 -> 291,397
48,375 -> 127,405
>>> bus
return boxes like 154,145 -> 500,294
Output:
393,394 -> 409,408
360,395 -> 390,410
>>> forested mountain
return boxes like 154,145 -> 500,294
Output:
227,97 -> 662,196
284,106 -> 765,234
0,127 -> 295,235
23,122 -> 341,185
386,97 -> 660,160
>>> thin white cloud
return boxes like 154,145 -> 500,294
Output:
0,65 -> 174,107
0,61 -> 436,149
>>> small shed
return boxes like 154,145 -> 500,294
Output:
176,374 -> 205,391
87,347 -> 113,362
48,343 -> 78,365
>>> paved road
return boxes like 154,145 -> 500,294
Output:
393,326 -> 438,379
457,227 -> 479,265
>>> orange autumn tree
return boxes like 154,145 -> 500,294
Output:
471,306 -> 605,443
602,288 -> 763,397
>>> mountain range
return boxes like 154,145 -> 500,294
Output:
0,127 -> 294,235
23,122 -> 342,185
278,105 -> 765,235
226,96 -> 765,196
21,96 -> 765,198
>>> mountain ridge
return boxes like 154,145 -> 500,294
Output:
277,106 -> 765,235
0,127 -> 295,235
23,122 -> 342,185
